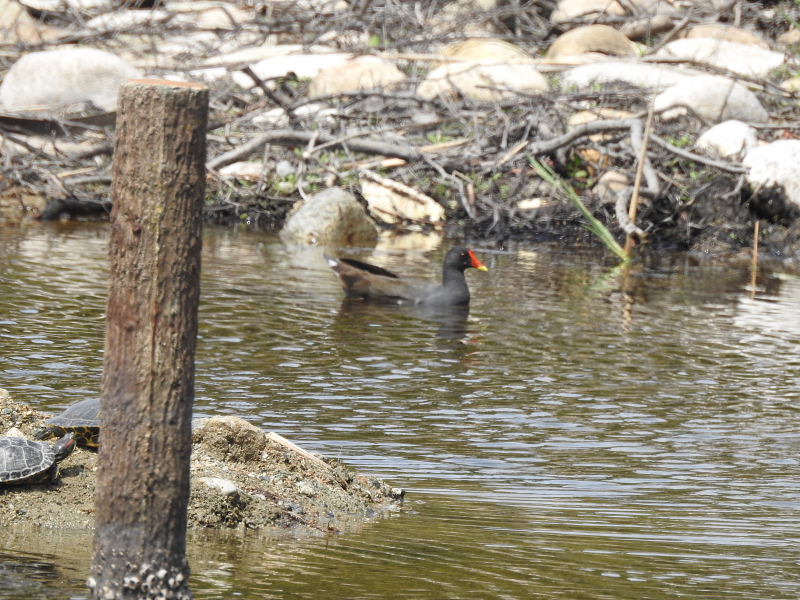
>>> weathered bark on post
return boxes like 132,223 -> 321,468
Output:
89,80 -> 208,600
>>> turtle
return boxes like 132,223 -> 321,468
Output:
34,397 -> 101,448
0,434 -> 76,486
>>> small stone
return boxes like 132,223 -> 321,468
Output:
199,477 -> 239,497
275,160 -> 295,178
296,481 -> 317,497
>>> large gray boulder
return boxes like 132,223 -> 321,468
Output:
279,187 -> 378,247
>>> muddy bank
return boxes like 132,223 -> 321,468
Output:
0,391 -> 404,534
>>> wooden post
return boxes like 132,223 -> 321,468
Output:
89,80 -> 208,600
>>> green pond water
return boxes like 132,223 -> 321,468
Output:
0,222 -> 798,599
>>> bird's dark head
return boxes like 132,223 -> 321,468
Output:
445,247 -> 488,272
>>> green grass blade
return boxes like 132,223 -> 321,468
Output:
531,159 -> 628,262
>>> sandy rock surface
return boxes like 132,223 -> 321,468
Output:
0,392 -> 404,534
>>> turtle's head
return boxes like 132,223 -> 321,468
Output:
53,433 -> 76,462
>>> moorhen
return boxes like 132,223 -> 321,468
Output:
326,246 -> 488,306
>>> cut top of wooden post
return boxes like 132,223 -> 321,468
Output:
127,78 -> 207,90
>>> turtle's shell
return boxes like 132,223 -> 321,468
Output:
39,397 -> 101,448
0,434 -> 75,485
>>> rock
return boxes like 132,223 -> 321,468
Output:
696,120 -> 758,160
593,171 -> 630,206
654,38 -> 784,78
561,61 -> 693,90
682,23 -> 770,49
252,102 -> 337,129
193,416 -> 267,463
359,170 -> 445,226
418,62 -> 548,101
275,160 -> 295,178
295,480 -> 318,497
19,0 -> 112,11
778,28 -> 800,46
171,2 -> 253,30
654,75 -> 769,123
0,47 -> 141,113
0,0 -> 65,44
217,162 -> 264,181
551,0 -> 674,24
743,140 -> 800,208
780,76 -> 800,92
309,55 -> 406,96
547,25 -> 637,59
0,133 -> 102,159
86,9 -> 172,31
199,477 -> 240,497
204,43 -> 334,68
279,187 -> 379,247
231,52 -> 352,90
440,38 -> 533,63
3,427 -> 25,438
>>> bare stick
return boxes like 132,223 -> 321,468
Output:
750,220 -> 760,293
624,104 -> 655,257
267,432 -> 331,472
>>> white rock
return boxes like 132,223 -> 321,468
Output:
655,38 -> 785,78
359,171 -> 445,226
20,0 -> 112,11
654,75 -> 768,123
309,55 -> 406,96
683,24 -> 770,49
418,62 -> 548,101
295,480 -> 317,497
440,38 -> 533,62
551,0 -> 673,23
0,47 -> 141,112
86,9 -> 172,31
561,61 -> 694,90
199,477 -> 239,497
217,162 -> 264,181
231,53 -> 352,89
743,140 -> 800,207
696,120 -> 758,160
202,43 -> 334,68
3,427 -> 25,438
171,2 -> 252,30
252,103 -> 338,129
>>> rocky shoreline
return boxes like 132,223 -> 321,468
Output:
0,390 -> 404,534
